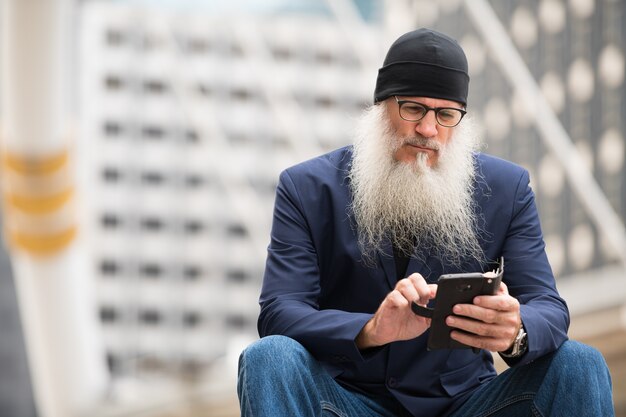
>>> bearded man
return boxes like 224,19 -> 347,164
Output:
237,29 -> 614,417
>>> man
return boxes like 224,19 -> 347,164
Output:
237,28 -> 614,417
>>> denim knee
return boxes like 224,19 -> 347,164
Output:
239,335 -> 311,375
553,341 -> 607,369
533,340 -> 615,416
549,340 -> 612,383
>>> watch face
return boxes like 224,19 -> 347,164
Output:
502,328 -> 527,358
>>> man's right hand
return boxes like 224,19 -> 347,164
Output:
356,273 -> 437,349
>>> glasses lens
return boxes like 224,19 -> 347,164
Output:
399,100 -> 464,127
399,103 -> 427,121
436,108 -> 463,127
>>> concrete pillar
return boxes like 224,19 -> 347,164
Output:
1,0 -> 108,416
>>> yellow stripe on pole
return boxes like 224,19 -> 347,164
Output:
6,226 -> 77,255
2,149 -> 69,175
6,187 -> 74,215
0,146 -> 77,256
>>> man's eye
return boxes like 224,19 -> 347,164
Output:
403,105 -> 425,115
438,110 -> 456,120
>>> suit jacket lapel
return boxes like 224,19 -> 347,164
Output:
376,240 -> 446,289
406,255 -> 441,284
377,239 -> 398,290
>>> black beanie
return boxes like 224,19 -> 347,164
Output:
374,28 -> 469,106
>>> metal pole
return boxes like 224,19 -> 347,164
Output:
463,0 -> 626,269
1,0 -> 107,416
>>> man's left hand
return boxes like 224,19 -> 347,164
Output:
445,282 -> 521,353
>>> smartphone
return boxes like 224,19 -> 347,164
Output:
411,257 -> 504,350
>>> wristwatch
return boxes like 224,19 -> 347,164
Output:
500,324 -> 528,358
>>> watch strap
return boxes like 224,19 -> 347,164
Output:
500,325 -> 527,358
411,302 -> 433,319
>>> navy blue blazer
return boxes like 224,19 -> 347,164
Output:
258,146 -> 569,417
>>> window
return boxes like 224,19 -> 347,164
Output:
106,29 -> 126,47
139,309 -> 161,325
106,352 -> 122,374
186,38 -> 211,54
272,47 -> 292,61
101,167 -> 122,182
141,217 -> 164,231
104,75 -> 125,91
143,79 -> 168,94
103,121 -> 123,137
231,88 -> 253,101
185,129 -> 200,143
184,173 -> 206,188
100,259 -> 121,276
141,171 -> 165,185
196,83 -> 212,97
225,314 -> 248,329
227,223 -> 247,238
142,125 -> 166,140
184,219 -> 205,234
183,265 -> 202,280
140,263 -> 162,278
101,213 -> 122,229
315,96 -> 336,108
183,311 -> 202,327
226,269 -> 247,283
100,306 -> 118,323
315,51 -> 334,65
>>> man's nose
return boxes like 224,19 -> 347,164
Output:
414,110 -> 438,138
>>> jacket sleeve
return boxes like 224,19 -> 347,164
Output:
257,169 -> 375,364
500,169 -> 570,366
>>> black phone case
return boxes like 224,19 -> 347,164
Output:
411,257 -> 504,350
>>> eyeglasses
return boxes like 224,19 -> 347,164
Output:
395,96 -> 466,127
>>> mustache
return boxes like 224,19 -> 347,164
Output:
401,136 -> 441,151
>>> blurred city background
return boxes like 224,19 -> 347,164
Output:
0,0 -> 624,416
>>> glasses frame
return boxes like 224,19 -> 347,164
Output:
394,96 -> 467,127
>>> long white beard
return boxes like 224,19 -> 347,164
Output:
348,104 -> 485,267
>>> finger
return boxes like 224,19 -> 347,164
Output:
428,283 -> 438,299
384,289 -> 410,310
448,329 -> 483,349
453,301 -> 520,326
406,273 -> 433,304
447,314 -> 519,349
472,293 -> 519,313
447,315 -> 505,338
452,303 -> 499,324
449,330 -> 512,352
453,323 -> 519,352
496,281 -> 509,296
394,279 -> 420,305
447,308 -> 520,346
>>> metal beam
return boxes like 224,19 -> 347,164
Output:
463,0 -> 626,269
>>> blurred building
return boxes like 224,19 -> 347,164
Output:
76,0 -> 382,414
1,0 -> 624,416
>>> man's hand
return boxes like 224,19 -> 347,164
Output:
356,273 -> 437,349
445,282 -> 521,352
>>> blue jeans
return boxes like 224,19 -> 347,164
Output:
237,335 -> 615,417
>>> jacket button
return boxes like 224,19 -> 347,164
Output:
387,377 -> 397,388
